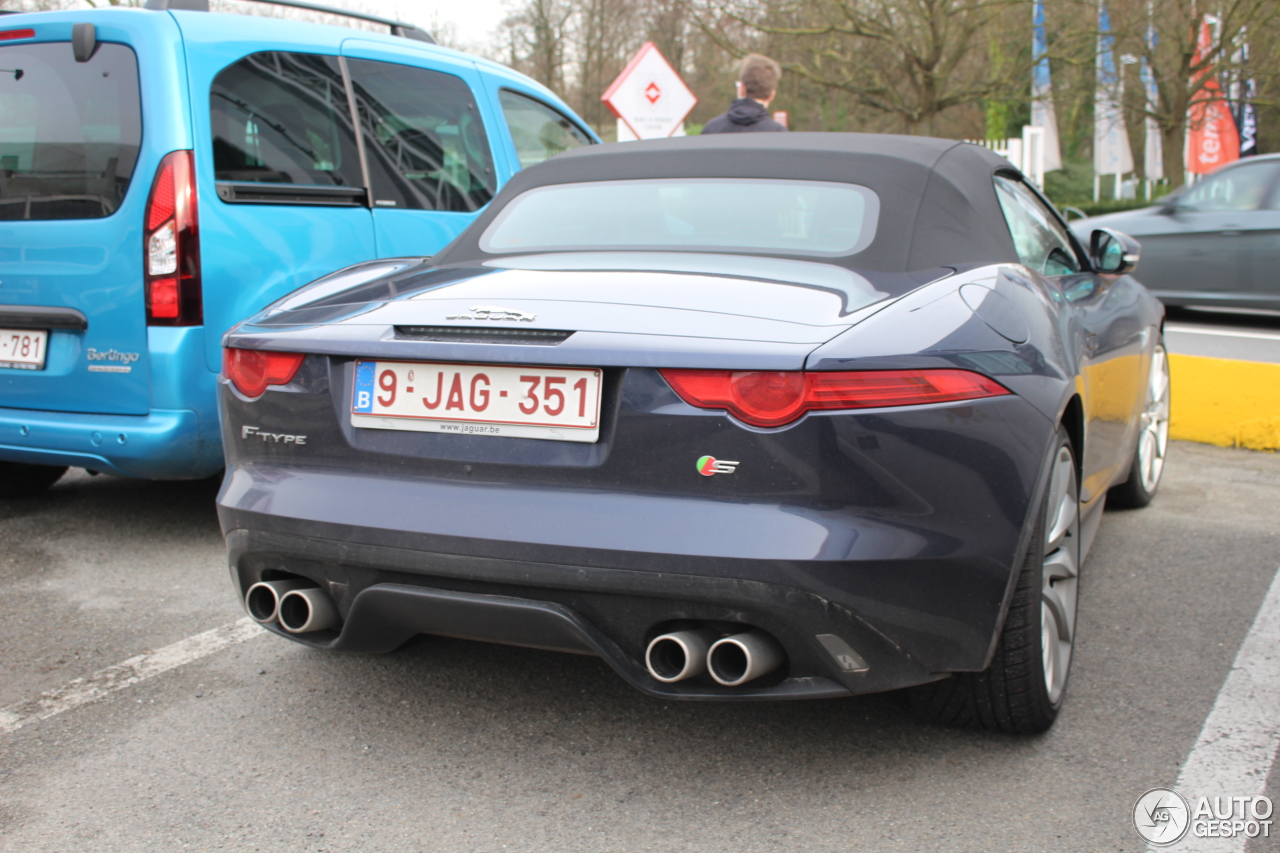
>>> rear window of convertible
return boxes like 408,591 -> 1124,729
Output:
478,178 -> 880,256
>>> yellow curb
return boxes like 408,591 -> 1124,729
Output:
1169,354 -> 1280,452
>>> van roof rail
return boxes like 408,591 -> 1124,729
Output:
142,0 -> 436,44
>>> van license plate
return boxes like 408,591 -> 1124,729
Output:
351,360 -> 602,443
0,329 -> 48,370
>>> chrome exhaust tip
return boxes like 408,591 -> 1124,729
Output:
645,629 -> 718,683
277,587 -> 341,634
244,579 -> 308,624
708,630 -> 784,686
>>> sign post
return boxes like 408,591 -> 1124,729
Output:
601,42 -> 697,140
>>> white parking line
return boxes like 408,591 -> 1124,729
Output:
0,618 -> 265,735
1164,324 -> 1280,342
1152,564 -> 1280,852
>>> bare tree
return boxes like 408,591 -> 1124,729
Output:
689,0 -> 1055,135
497,0 -> 575,93
1110,0 -> 1280,187
574,0 -> 639,131
645,0 -> 689,71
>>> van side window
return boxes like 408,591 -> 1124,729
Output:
0,42 -> 141,220
346,59 -> 494,213
210,52 -> 363,188
499,90 -> 590,169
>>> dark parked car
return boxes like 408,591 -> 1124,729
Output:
217,134 -> 1167,733
1073,153 -> 1280,312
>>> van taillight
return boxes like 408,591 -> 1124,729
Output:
0,29 -> 36,41
144,150 -> 201,325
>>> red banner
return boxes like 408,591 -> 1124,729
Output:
1186,18 -> 1239,174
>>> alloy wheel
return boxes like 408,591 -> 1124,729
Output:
1137,345 -> 1171,495
1040,444 -> 1080,705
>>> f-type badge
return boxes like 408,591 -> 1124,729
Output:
445,305 -> 537,322
697,455 -> 739,476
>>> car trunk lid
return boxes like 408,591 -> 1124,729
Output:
241,255 -> 897,370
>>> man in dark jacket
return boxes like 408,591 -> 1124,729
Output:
701,54 -> 787,134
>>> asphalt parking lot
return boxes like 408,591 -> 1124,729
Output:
1,436 -> 1278,852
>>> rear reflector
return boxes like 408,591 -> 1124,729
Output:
660,368 -> 1010,428
144,150 -> 201,325
222,348 -> 305,398
0,29 -> 36,41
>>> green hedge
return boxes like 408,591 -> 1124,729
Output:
1053,198 -> 1161,218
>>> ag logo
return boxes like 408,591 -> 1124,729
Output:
1133,787 -> 1190,846
697,455 -> 739,476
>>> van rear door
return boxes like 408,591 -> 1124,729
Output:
187,41 -> 377,373
0,29 -> 151,415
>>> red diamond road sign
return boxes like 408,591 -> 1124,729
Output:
602,42 -> 697,140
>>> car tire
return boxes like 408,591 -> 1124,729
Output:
0,461 -> 69,498
1108,340 -> 1170,509
911,426 -> 1080,734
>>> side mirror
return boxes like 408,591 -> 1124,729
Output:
1091,228 -> 1140,274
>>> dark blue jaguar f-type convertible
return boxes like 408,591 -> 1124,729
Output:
217,134 -> 1168,734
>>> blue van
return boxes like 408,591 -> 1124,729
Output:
0,0 -> 596,496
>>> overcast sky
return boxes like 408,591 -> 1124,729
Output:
343,0 -> 508,52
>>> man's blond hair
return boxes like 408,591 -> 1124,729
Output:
739,54 -> 781,101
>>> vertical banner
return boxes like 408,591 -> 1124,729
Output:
1141,7 -> 1163,181
1031,0 -> 1062,171
1095,2 -> 1134,184
1186,17 -> 1239,174
1231,33 -> 1258,158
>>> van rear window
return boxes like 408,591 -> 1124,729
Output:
0,41 -> 141,221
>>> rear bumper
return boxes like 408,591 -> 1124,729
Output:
0,405 -> 222,479
224,526 -> 950,700
219,454 -> 1051,699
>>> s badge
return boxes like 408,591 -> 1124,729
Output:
697,455 -> 739,476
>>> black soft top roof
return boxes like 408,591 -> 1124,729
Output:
434,133 -> 1022,274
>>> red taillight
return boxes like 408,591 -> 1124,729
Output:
0,29 -> 36,41
222,348 -> 305,398
144,150 -> 200,325
660,369 -> 1010,428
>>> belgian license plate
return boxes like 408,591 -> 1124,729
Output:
351,360 -> 603,443
0,328 -> 48,370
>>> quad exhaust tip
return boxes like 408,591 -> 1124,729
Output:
645,629 -> 718,683
244,579 -> 308,624
244,580 -> 340,634
708,630 -> 785,687
644,627 -> 785,686
278,587 -> 341,634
